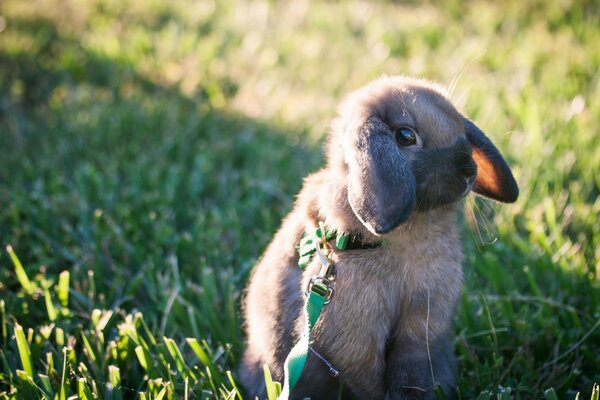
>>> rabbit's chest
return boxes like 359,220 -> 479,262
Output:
314,241 -> 462,335
309,248 -> 461,374
332,239 -> 462,304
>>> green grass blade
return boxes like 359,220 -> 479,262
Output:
38,374 -> 53,398
14,324 -> 34,378
136,313 -> 157,346
108,365 -> 123,400
591,383 -> 599,400
0,301 -> 6,349
55,328 -> 65,347
6,245 -> 35,295
44,288 -> 58,322
186,338 -> 211,367
163,337 -> 188,376
16,370 -> 50,400
155,386 -> 167,400
226,370 -> 243,400
203,365 -> 218,395
263,364 -> 281,400
135,345 -> 154,374
45,352 -> 55,377
57,271 -> 70,307
187,338 -> 222,387
78,378 -> 94,400
93,309 -> 114,333
91,309 -> 102,327
544,388 -> 559,400
80,332 -> 97,363
59,348 -> 68,400
184,377 -> 188,400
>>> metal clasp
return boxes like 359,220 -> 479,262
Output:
305,222 -> 336,303
306,276 -> 335,304
314,238 -> 333,276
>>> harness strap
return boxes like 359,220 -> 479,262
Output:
280,288 -> 327,398
279,223 -> 381,398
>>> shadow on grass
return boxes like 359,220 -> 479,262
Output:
0,12 -> 321,351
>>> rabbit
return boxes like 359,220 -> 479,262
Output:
239,76 -> 518,400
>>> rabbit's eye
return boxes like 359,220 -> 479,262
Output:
394,126 -> 418,146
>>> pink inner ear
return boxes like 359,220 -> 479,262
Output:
463,118 -> 518,203
472,147 -> 502,196
471,146 -> 519,203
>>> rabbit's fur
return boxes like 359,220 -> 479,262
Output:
240,76 -> 518,399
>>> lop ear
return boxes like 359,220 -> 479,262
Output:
346,117 -> 416,235
464,118 -> 519,203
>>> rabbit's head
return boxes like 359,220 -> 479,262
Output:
323,76 -> 518,236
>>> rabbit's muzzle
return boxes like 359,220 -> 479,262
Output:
412,137 -> 477,211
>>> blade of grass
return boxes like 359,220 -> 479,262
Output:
544,388 -> 559,400
184,377 -> 188,400
162,337 -> 188,377
55,328 -> 65,347
6,245 -> 35,295
186,338 -> 211,367
78,378 -> 94,400
16,369 -> 50,400
44,288 -> 58,322
187,338 -> 223,387
0,301 -> 6,349
38,374 -> 53,398
14,324 -> 33,378
204,365 -> 219,395
45,352 -> 55,377
93,309 -> 114,333
108,365 -> 123,400
263,364 -> 281,400
59,348 -> 68,400
226,370 -> 242,400
79,331 -> 98,373
155,386 -> 167,400
57,271 -> 70,307
135,345 -> 155,375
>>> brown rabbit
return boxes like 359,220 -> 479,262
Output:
239,76 -> 518,399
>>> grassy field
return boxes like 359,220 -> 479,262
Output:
1,0 -> 599,398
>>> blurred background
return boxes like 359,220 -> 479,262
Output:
0,0 -> 598,398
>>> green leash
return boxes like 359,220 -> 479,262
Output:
280,289 -> 327,397
280,223 -> 347,399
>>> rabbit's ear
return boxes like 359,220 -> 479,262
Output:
346,117 -> 416,235
464,119 -> 519,203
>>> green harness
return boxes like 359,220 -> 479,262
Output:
280,223 -> 382,398
280,223 -> 344,399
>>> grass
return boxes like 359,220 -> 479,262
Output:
0,0 -> 599,398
